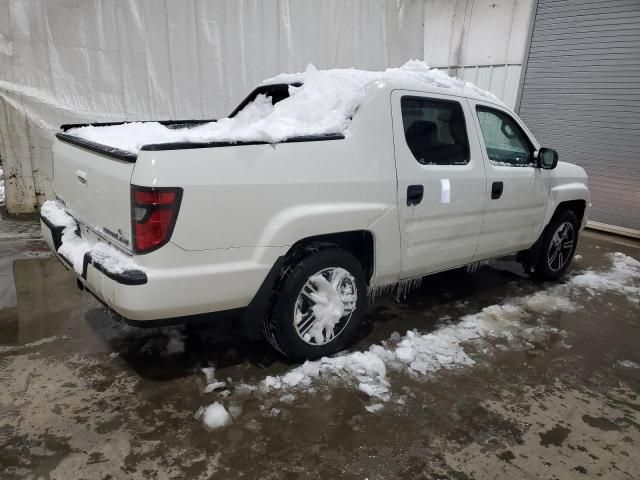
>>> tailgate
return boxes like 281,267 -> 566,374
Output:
53,138 -> 134,251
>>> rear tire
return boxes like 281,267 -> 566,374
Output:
532,210 -> 579,280
263,246 -> 367,360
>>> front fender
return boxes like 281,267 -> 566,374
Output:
545,182 -> 591,229
541,162 -> 591,229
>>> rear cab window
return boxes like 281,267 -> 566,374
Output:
400,96 -> 470,166
228,83 -> 301,117
476,106 -> 534,167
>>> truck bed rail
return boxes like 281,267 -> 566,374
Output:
56,121 -> 344,162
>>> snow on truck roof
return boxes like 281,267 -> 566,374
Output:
65,61 -> 500,155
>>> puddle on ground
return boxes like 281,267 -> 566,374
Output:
1,230 -> 639,479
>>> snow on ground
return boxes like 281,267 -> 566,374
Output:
40,200 -> 141,275
0,335 -> 70,354
618,360 -> 640,369
198,252 -> 640,426
256,287 -> 575,407
568,252 -> 640,304
200,367 -> 227,393
195,402 -> 233,429
66,61 -> 499,154
201,367 -> 216,384
365,403 -> 385,414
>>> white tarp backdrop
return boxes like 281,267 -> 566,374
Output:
0,0 -> 532,213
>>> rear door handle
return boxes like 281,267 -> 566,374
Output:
407,185 -> 424,206
76,169 -> 88,185
491,181 -> 503,200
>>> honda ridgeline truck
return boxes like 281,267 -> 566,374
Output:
41,79 -> 590,360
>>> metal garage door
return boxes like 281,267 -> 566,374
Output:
517,0 -> 640,236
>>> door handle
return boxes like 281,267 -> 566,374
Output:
76,169 -> 88,185
407,185 -> 424,206
491,181 -> 503,199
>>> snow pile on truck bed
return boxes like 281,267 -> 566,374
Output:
41,200 -> 140,275
65,61 -> 499,154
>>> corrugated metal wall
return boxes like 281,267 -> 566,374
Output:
518,0 -> 640,234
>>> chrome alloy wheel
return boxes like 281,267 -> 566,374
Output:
293,267 -> 358,346
547,221 -> 575,272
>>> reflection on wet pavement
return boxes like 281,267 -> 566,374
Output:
0,241 -> 50,310
0,229 -> 639,479
0,213 -> 47,310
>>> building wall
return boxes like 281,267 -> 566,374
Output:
517,0 -> 640,234
424,0 -> 534,107
0,0 -> 533,213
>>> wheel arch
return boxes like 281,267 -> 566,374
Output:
519,201 -> 584,271
284,230 -> 376,284
551,199 -> 586,227
546,181 -> 590,231
238,230 -> 375,341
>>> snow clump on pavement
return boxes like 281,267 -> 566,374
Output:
618,360 -> 640,369
568,252 -> 640,303
365,403 -> 385,414
201,367 -> 227,393
66,61 -> 499,154
196,402 -> 233,429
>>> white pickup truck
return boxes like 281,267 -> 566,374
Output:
41,65 -> 590,360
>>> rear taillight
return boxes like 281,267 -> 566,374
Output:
131,186 -> 183,254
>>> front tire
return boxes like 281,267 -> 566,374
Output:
264,247 -> 367,360
533,210 -> 579,280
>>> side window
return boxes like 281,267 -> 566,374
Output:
476,106 -> 534,166
401,96 -> 469,165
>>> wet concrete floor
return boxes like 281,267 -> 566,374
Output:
0,227 -> 639,479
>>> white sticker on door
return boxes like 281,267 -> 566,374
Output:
440,179 -> 451,204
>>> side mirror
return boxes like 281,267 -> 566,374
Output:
537,147 -> 558,170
